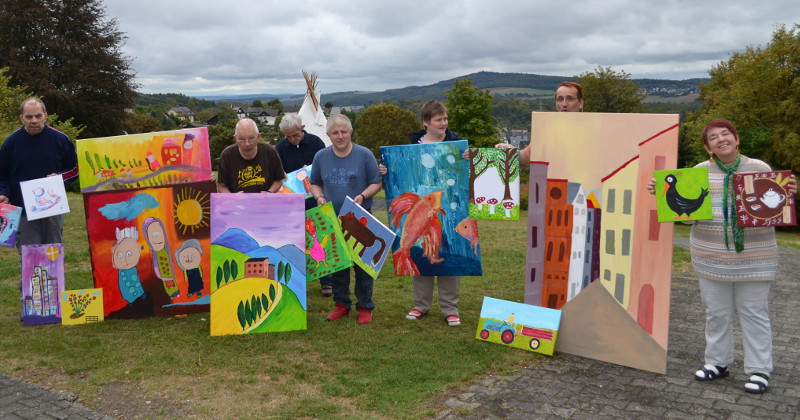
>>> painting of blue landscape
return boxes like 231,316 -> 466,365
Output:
209,193 -> 306,336
380,140 -> 482,277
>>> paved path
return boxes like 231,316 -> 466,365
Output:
2,239 -> 798,419
437,238 -> 800,419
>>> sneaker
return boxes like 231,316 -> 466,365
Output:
326,303 -> 350,321
357,307 -> 373,324
321,284 -> 333,297
405,309 -> 426,320
446,314 -> 461,326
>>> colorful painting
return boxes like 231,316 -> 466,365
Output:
76,127 -> 212,192
83,181 -> 215,318
21,243 -> 64,326
527,112 -> 679,374
209,193 -> 306,336
467,148 -> 521,220
734,170 -> 796,227
61,289 -> 104,325
280,165 -> 314,198
380,140 -> 482,277
339,196 -> 396,279
0,203 -> 22,247
305,202 -> 352,281
475,296 -> 561,356
654,167 -> 712,222
19,175 -> 70,221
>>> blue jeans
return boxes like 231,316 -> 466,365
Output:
331,265 -> 375,310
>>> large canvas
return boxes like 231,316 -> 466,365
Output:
84,181 -> 215,318
61,289 -> 104,325
475,296 -> 561,356
0,203 -> 22,247
305,202 -> 352,281
734,170 -> 796,227
280,165 -> 313,198
209,193 -> 306,336
467,148 -> 521,220
527,112 -> 679,374
339,196 -> 396,279
76,127 -> 212,192
21,243 -> 64,325
654,167 -> 712,222
19,175 -> 70,221
380,141 -> 482,277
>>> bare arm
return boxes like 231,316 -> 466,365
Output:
311,184 -> 326,206
217,183 -> 232,193
355,182 -> 382,205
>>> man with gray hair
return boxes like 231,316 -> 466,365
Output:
275,114 -> 326,179
217,118 -> 285,193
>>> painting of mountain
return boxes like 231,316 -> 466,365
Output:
210,193 -> 306,336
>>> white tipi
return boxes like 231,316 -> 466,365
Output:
297,70 -> 331,146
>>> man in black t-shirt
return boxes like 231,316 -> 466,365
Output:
217,118 -> 285,193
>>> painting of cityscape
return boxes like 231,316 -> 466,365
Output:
21,243 -> 64,326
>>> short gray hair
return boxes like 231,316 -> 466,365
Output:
20,97 -> 47,115
279,114 -> 303,131
234,118 -> 259,136
326,114 -> 352,133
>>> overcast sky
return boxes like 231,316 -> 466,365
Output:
103,0 -> 796,97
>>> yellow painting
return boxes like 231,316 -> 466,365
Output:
61,289 -> 104,325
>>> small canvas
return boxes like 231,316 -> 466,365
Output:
654,167 -> 712,222
61,289 -> 104,325
339,196 -> 396,279
468,148 -> 521,220
305,202 -> 352,281
21,243 -> 65,325
734,170 -> 796,227
281,165 -> 314,198
19,176 -> 70,221
0,203 -> 22,247
475,296 -> 561,356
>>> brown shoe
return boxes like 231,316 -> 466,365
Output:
326,303 -> 350,321
357,307 -> 373,324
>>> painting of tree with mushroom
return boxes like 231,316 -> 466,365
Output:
467,148 -> 520,220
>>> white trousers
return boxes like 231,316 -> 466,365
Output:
699,278 -> 772,376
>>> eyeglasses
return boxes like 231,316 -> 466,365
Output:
555,96 -> 579,103
236,136 -> 258,144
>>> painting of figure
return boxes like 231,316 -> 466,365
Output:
84,181 -> 215,318
305,202 -> 352,281
210,193 -> 306,336
76,127 -> 212,192
0,203 -> 22,247
21,243 -> 64,326
381,140 -> 482,277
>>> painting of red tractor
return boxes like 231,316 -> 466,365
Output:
476,296 -> 561,355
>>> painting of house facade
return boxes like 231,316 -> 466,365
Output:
84,181 -> 216,318
339,196 -> 396,279
0,203 -> 22,247
527,112 -> 678,373
209,193 -> 306,336
76,127 -> 212,193
381,140 -> 482,277
467,148 -> 520,220
21,243 -> 64,326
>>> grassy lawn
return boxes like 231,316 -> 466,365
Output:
2,193 -> 796,419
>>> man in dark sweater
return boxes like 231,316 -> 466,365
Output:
0,98 -> 78,248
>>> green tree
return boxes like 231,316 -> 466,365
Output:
683,24 -> 800,174
492,97 -> 536,130
122,108 -> 162,134
354,103 -> 419,160
0,0 -> 138,138
445,77 -> 501,148
267,99 -> 284,113
574,66 -> 646,113
252,100 -> 263,108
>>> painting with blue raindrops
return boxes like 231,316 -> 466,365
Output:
380,140 -> 482,276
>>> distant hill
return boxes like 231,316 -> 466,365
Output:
137,71 -> 709,107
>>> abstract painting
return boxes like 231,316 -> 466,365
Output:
654,167 -> 712,222
61,289 -> 104,325
467,148 -> 521,220
210,193 -> 306,336
305,202 -> 352,281
734,170 -> 796,227
475,296 -> 561,356
83,181 -> 215,318
339,196 -> 396,279
527,112 -> 679,373
381,140 -> 482,277
76,127 -> 212,192
21,243 -> 64,326
19,175 -> 70,221
0,203 -> 22,247
280,165 -> 314,198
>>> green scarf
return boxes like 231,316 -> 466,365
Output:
714,153 -> 744,252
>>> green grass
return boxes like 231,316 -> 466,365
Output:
0,193 -> 534,419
